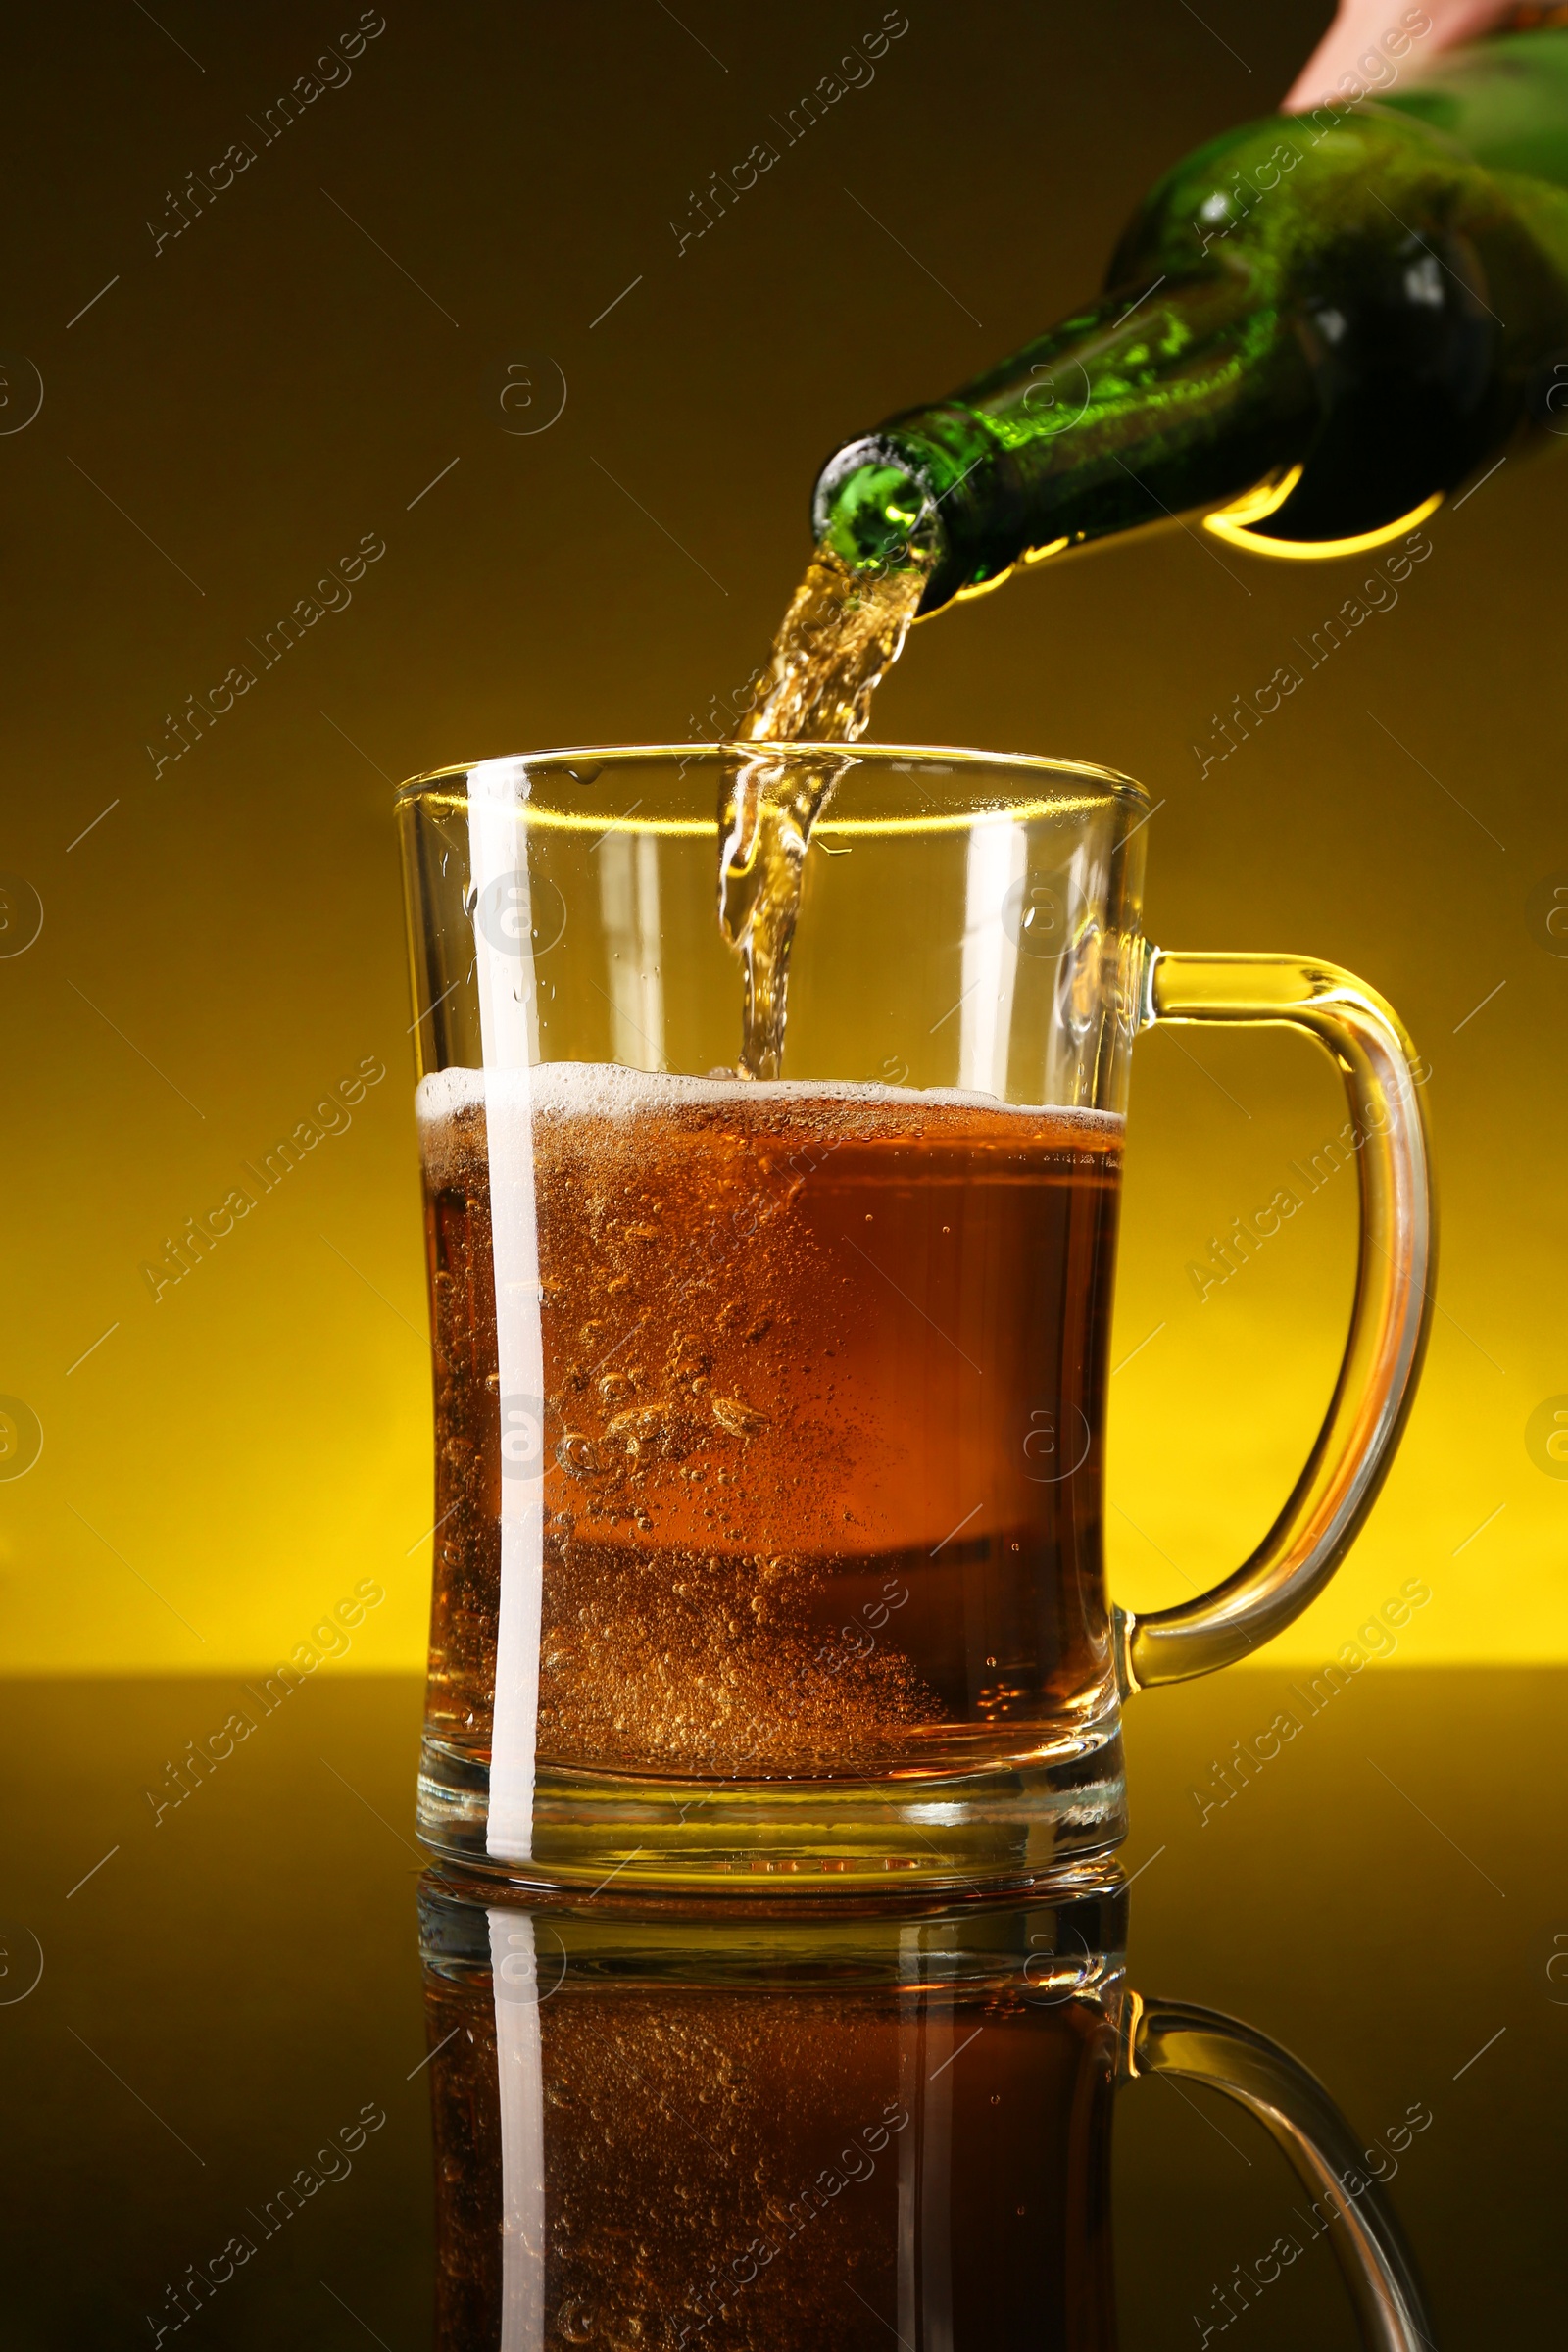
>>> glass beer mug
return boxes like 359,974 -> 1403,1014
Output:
398,746 -> 1432,1888
416,1874 -> 1434,2351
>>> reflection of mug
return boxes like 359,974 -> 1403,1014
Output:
400,748 -> 1433,1888
417,1876 -> 1432,2351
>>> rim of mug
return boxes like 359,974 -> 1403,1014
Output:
393,741 -> 1152,825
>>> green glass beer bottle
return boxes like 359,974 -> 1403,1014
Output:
812,26 -> 1568,613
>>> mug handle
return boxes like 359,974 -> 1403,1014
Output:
1125,1995 -> 1436,2349
1114,950 -> 1435,1691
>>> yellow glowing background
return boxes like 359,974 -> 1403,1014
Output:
3,1 -> 1561,1673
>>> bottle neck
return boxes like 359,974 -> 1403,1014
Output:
813,273 -> 1317,612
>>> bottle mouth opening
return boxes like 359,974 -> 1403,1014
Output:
809,432 -> 952,581
811,422 -> 1020,613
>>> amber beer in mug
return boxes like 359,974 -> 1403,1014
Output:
399,747 -> 1432,1889
421,1083 -> 1117,1770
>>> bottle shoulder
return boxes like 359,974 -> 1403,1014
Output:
1377,27 -> 1568,189
1110,108 -> 1540,289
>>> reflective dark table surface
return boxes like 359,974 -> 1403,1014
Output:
2,1666 -> 1560,2347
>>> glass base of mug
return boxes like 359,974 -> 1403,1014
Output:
416,1718 -> 1128,1894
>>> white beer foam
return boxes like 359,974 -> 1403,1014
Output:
416,1061 -> 1124,1132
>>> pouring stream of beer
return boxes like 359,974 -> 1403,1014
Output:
720,542 -> 935,1078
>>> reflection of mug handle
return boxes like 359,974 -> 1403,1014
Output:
1114,951 -> 1435,1690
1125,1995 -> 1435,2349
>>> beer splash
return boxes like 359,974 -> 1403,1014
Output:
719,541 -> 935,1077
